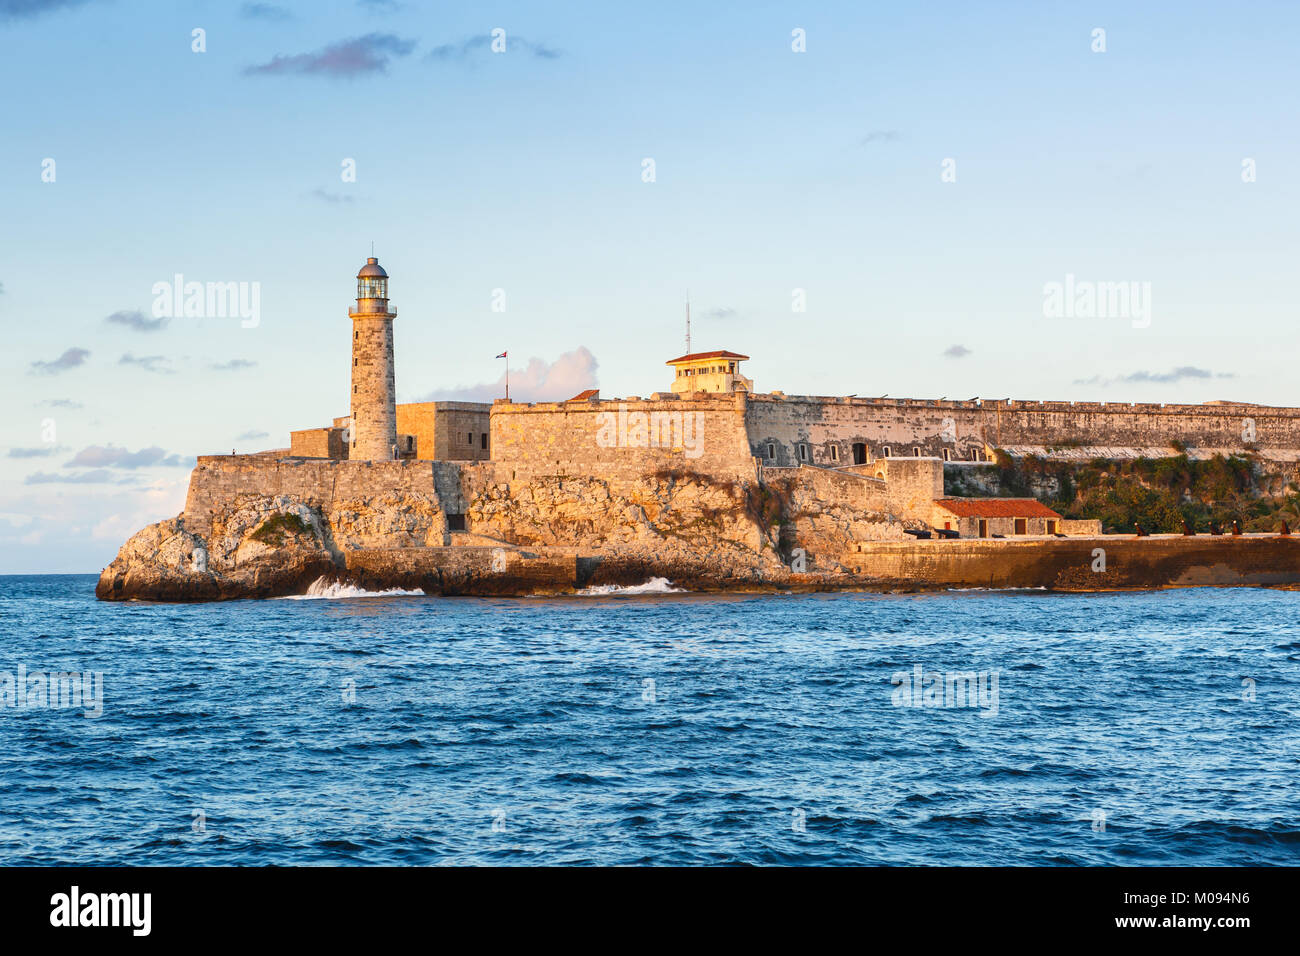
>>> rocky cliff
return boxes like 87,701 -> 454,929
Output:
96,464 -> 911,601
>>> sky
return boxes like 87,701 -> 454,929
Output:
2,0 -> 1298,572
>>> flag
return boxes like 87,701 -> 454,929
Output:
495,351 -> 507,359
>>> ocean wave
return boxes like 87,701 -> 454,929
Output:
281,578 -> 425,600
577,577 -> 685,595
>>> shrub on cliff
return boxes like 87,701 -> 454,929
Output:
250,512 -> 313,547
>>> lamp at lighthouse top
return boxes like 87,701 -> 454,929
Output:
354,257 -> 392,315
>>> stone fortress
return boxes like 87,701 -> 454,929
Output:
281,258 -> 1300,534
97,256 -> 1300,600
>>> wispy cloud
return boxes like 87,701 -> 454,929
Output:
860,129 -> 901,146
419,347 -> 597,403
106,308 -> 168,333
236,430 -> 270,441
1073,367 -> 1234,386
7,446 -> 63,458
119,353 -> 173,374
66,445 -> 194,469
25,469 -> 132,485
240,2 -> 291,20
310,188 -> 355,204
943,344 -> 971,358
30,347 -> 90,375
37,398 -> 83,409
0,0 -> 96,21
706,307 -> 738,319
245,33 -> 417,77
427,34 -> 561,63
209,359 -> 258,371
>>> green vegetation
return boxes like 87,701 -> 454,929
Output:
249,511 -> 314,547
949,452 -> 1297,534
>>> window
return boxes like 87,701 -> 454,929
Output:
913,447 -> 922,457
1014,518 -> 1028,535
970,448 -> 980,461
942,448 -> 952,461
798,444 -> 808,462
353,385 -> 357,394
978,519 -> 988,537
354,358 -> 358,366
467,432 -> 473,444
446,514 -> 466,532
882,446 -> 892,458
407,437 -> 414,450
1047,519 -> 1058,534
852,442 -> 867,465
830,445 -> 839,462
767,443 -> 776,460
481,433 -> 488,450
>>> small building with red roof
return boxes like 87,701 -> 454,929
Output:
932,497 -> 1063,538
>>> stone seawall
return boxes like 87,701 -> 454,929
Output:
848,535 -> 1300,590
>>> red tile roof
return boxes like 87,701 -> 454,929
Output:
665,350 -> 750,365
934,498 -> 1062,519
566,389 -> 600,402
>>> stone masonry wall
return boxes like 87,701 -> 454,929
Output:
742,393 -> 1300,466
489,394 -> 756,481
184,456 -> 446,537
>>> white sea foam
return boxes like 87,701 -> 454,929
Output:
281,577 -> 425,600
577,577 -> 685,595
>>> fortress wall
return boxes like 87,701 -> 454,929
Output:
184,456 -> 445,536
744,394 -> 1300,465
489,395 -> 756,481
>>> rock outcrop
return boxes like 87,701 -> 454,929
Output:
97,467 -> 884,601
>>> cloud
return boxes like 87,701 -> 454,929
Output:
30,347 -> 90,374
236,430 -> 270,441
37,398 -> 82,409
241,2 -> 291,19
427,34 -> 561,63
1073,367 -> 1234,386
209,359 -> 258,371
0,0 -> 95,21
419,347 -> 598,403
310,188 -> 355,204
106,308 -> 168,333
943,344 -> 971,358
860,129 -> 901,146
119,353 -> 173,374
66,445 -> 194,469
245,33 -> 417,77
706,307 -> 738,320
25,469 -> 133,485
7,446 -> 63,458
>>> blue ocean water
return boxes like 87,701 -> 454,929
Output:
0,575 -> 1297,866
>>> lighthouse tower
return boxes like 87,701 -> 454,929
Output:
348,257 -> 397,460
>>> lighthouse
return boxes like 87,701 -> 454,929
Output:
348,256 -> 398,460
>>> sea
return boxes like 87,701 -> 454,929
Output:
1,574 -> 1297,866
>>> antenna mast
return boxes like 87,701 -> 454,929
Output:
685,294 -> 691,355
